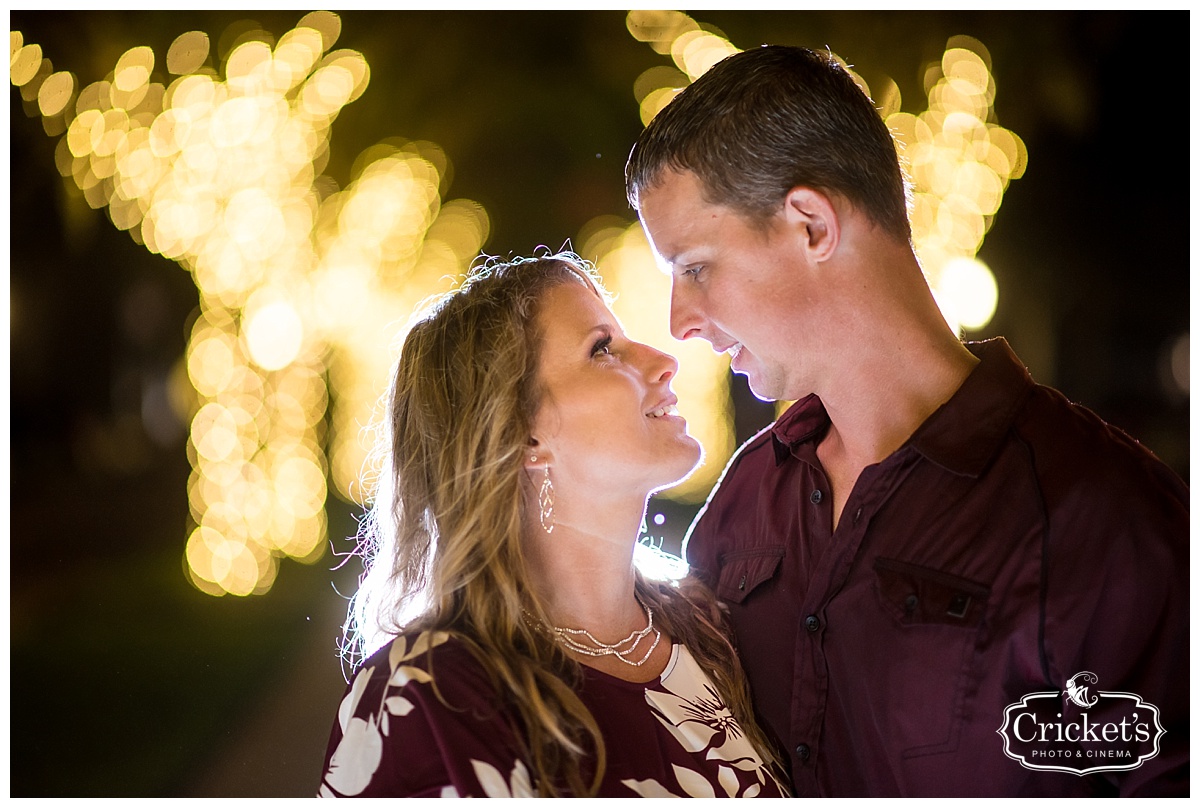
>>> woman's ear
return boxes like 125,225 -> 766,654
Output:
782,186 -> 840,262
524,440 -> 553,472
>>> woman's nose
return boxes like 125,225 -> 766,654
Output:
645,344 -> 677,384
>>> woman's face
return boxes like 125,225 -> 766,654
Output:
530,278 -> 702,502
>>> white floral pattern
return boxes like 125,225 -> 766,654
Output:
319,630 -> 450,797
626,646 -> 785,798
471,758 -> 536,798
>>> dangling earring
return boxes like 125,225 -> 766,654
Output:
536,460 -> 555,535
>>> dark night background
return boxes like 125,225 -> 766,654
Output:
7,10 -> 1190,797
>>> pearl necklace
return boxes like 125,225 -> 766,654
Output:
528,601 -> 663,667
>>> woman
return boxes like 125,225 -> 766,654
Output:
317,253 -> 787,797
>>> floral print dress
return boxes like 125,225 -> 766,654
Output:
318,630 -> 788,797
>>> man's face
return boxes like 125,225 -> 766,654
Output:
637,169 -> 816,402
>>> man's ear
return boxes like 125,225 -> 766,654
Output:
781,186 -> 840,262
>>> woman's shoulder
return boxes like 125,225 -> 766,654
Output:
358,628 -> 465,673
351,629 -> 495,705
321,629 -> 526,797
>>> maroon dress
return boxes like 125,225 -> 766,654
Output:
317,630 -> 788,797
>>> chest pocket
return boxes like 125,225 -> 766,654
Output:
868,557 -> 991,759
873,557 -> 989,627
716,547 -> 785,604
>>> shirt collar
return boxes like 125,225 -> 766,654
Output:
771,394 -> 829,465
769,337 -> 1033,476
907,337 -> 1033,476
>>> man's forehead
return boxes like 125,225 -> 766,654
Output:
637,183 -> 700,264
638,168 -> 706,213
633,215 -> 679,275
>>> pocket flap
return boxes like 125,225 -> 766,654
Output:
716,547 -> 785,603
873,557 -> 989,627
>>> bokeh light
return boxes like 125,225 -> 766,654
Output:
888,35 -> 1025,335
12,13 -> 488,596
935,256 -> 999,331
1163,333 -> 1189,397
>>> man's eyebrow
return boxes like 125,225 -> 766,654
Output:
648,250 -> 679,275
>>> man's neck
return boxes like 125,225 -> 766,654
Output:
816,339 -> 977,531
809,247 -> 980,528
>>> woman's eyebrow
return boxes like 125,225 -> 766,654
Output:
582,323 -> 612,344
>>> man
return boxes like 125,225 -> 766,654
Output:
625,45 -> 1188,797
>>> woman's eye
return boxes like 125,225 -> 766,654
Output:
591,336 -> 613,357
683,265 -> 704,279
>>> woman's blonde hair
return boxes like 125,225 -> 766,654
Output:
343,252 -> 782,795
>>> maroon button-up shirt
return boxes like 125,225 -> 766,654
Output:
685,338 -> 1189,796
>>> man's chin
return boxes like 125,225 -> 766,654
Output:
735,368 -> 782,403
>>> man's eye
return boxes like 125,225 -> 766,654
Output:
683,265 -> 704,278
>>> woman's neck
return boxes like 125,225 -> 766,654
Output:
525,520 -> 642,634
523,495 -> 674,681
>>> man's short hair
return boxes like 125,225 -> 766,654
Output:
626,45 -> 911,242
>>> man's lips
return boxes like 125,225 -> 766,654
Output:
713,341 -> 742,359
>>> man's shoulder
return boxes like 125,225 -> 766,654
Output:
1011,382 -> 1188,531
707,421 -> 781,495
1017,382 -> 1186,491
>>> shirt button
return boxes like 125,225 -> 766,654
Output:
804,615 -> 820,632
809,489 -> 823,504
795,743 -> 811,762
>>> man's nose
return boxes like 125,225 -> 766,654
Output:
669,280 -> 702,342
